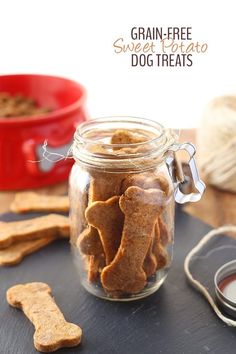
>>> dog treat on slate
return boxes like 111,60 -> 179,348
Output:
0,214 -> 69,249
0,237 -> 56,266
85,196 -> 124,265
11,192 -> 69,213
101,186 -> 164,294
7,282 -> 82,352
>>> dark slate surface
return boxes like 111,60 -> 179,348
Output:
0,208 -> 236,354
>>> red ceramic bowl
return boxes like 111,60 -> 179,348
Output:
0,74 -> 87,190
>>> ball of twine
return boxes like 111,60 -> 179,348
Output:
197,96 -> 236,193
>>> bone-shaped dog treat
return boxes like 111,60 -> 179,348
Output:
143,217 -> 169,275
0,236 -> 56,266
85,196 -> 124,265
121,172 -> 170,272
121,172 -> 170,196
0,214 -> 70,249
111,129 -> 148,149
7,282 -> 82,352
77,172 -> 123,280
153,222 -> 168,270
10,192 -> 69,213
77,226 -> 104,255
88,254 -> 106,282
158,216 -> 170,246
110,129 -> 152,154
89,174 -> 124,202
78,173 -> 125,261
101,186 -> 164,294
142,236 -> 157,278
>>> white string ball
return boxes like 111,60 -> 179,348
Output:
197,96 -> 236,193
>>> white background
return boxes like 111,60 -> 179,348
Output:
0,0 -> 235,128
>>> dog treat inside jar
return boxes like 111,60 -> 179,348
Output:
69,116 -> 205,301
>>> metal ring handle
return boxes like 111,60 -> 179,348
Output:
166,142 -> 206,204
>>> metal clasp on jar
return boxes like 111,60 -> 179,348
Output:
166,142 -> 206,204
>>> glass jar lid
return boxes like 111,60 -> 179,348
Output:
215,260 -> 236,318
72,116 -> 205,203
72,116 -> 177,171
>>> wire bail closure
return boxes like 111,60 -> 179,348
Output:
166,142 -> 206,204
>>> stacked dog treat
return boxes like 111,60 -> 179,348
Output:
2,194 -> 83,352
0,193 -> 70,266
77,130 -> 172,298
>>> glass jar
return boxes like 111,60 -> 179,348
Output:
69,116 -> 205,301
